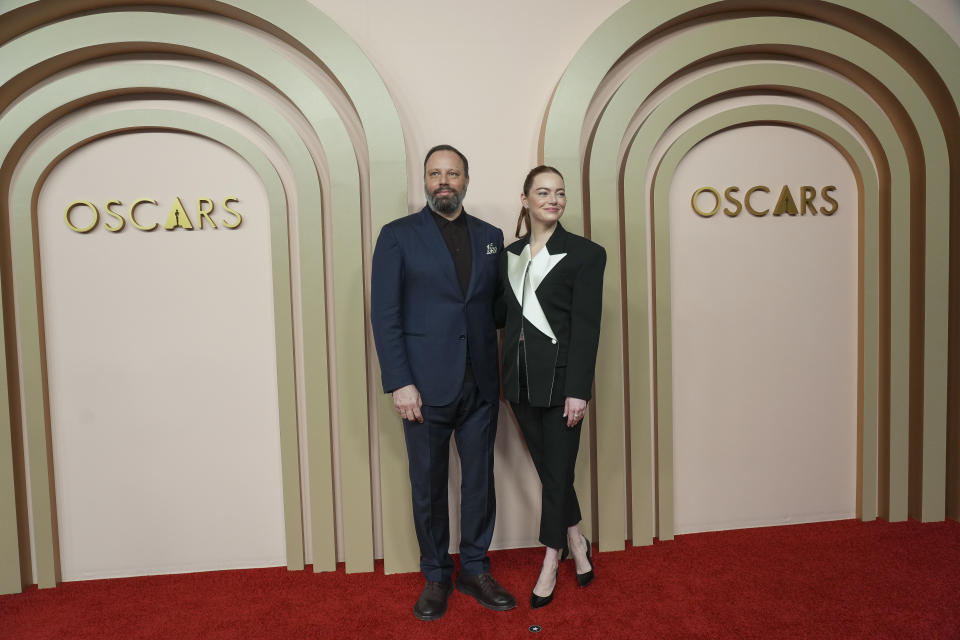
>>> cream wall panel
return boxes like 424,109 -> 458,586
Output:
617,61 -> 912,529
648,105 -> 879,538
6,109 -> 304,586
38,131 -> 285,579
5,112 -> 282,586
669,125 -> 858,533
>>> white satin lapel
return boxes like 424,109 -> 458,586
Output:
509,243 -> 563,341
507,245 -> 530,304
522,270 -> 556,341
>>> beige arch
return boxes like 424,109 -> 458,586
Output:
4,1 -> 412,567
587,41 -> 899,550
0,7 -> 372,575
0,50 -> 341,586
620,81 -> 881,540
6,109 -> 294,589
547,12 -> 954,539
647,104 -> 877,538
2,60 -> 341,574
596,62 -> 912,548
543,0 -> 959,527
0,273 -> 15,594
545,0 -> 958,190
1,1 -> 410,589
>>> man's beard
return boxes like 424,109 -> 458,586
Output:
425,184 -> 466,215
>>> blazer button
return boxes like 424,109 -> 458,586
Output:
551,339 -> 557,344
459,335 -> 466,340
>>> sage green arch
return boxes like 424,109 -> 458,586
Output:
0,0 -> 409,182
0,57 -> 379,582
646,104 -> 877,539
0,276 -> 16,594
591,61 -> 913,549
619,65 -> 902,542
544,0 -> 958,200
584,32 -> 909,550
0,0 -> 434,580
0,5 -> 410,558
0,69 -> 333,584
542,0 -> 960,520
0,7 -> 380,574
7,109 -> 297,588
553,13 -> 951,536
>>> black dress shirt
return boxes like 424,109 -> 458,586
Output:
432,209 -> 472,295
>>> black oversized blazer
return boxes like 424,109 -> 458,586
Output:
496,223 -> 606,407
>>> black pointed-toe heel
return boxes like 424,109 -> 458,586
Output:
575,536 -> 594,588
530,566 -> 558,609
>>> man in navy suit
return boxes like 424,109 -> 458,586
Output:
371,145 -> 515,620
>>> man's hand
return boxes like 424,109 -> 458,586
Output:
563,397 -> 587,427
393,384 -> 423,423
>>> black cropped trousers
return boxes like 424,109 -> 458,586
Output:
510,351 -> 583,550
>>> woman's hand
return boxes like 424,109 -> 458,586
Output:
563,397 -> 587,427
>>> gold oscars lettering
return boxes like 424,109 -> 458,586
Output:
691,185 -> 838,218
64,197 -> 244,233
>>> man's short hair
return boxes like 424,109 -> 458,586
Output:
424,144 -> 469,178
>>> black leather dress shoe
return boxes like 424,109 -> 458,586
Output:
413,579 -> 453,621
456,573 -> 517,611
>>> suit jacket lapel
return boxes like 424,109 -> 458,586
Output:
506,242 -> 529,305
414,206 -> 462,295
505,228 -> 567,342
544,221 -> 568,255
464,213 -> 485,299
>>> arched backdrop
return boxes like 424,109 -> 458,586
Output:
1,0 -> 958,595
540,0 -> 960,550
0,0 -> 408,592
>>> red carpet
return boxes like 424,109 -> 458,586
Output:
2,519 -> 959,639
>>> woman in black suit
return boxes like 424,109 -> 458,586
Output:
497,165 -> 605,608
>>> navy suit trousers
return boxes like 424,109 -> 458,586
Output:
402,368 -> 498,582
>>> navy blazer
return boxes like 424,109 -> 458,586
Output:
496,223 -> 605,407
371,206 -> 504,406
